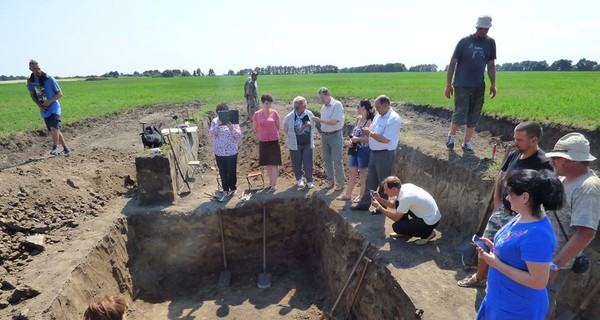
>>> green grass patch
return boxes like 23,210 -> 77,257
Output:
0,72 -> 598,137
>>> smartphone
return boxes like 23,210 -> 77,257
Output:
369,190 -> 376,200
472,235 -> 491,253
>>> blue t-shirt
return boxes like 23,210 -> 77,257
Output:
478,215 -> 556,320
26,76 -> 61,118
452,35 -> 496,88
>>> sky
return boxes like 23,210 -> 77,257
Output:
1,0 -> 599,77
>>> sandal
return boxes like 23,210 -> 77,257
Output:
336,194 -> 351,201
352,196 -> 361,203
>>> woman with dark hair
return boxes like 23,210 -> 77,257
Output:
476,169 -> 565,320
84,295 -> 126,320
209,103 -> 242,194
337,100 -> 375,202
253,93 -> 281,192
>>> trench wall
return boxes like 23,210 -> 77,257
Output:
45,219 -> 132,320
407,104 -> 599,170
127,197 -> 419,319
135,130 -> 199,205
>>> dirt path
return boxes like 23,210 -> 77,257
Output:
0,98 -> 510,318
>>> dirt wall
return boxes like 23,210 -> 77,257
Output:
127,196 -> 418,319
406,104 -> 599,170
46,219 -> 132,319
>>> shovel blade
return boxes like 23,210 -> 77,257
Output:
257,272 -> 271,289
218,270 -> 231,287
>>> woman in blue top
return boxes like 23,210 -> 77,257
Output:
476,169 -> 564,320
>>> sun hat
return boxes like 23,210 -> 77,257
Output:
545,133 -> 597,161
476,15 -> 492,29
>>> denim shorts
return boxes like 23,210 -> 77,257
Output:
349,146 -> 370,169
44,113 -> 61,131
452,86 -> 485,127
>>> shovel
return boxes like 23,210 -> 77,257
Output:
217,210 -> 231,287
257,206 -> 271,289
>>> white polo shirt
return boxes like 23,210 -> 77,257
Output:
368,108 -> 401,151
396,183 -> 442,225
320,98 -> 344,132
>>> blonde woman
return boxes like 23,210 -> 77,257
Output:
283,96 -> 315,189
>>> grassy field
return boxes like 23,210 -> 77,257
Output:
0,72 -> 598,137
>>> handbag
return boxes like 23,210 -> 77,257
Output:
348,143 -> 358,156
552,210 -> 590,274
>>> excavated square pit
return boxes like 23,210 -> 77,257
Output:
46,197 -> 416,319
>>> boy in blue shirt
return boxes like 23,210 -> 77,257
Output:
26,60 -> 70,155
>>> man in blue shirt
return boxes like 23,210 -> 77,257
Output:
444,15 -> 497,152
26,60 -> 70,155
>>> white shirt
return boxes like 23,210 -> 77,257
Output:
396,183 -> 442,225
320,98 -> 344,132
368,108 -> 401,151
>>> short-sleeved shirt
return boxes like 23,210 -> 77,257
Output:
319,98 -> 344,132
368,108 -> 401,151
26,76 -> 62,118
244,77 -> 257,98
452,35 -> 497,88
551,171 -> 600,267
485,215 -> 556,319
209,117 -> 242,157
500,149 -> 553,210
253,109 -> 280,142
396,183 -> 442,225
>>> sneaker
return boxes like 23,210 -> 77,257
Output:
389,232 -> 407,239
462,141 -> 474,152
335,184 -> 345,191
63,147 -> 71,155
457,274 -> 487,288
446,134 -> 455,149
307,182 -> 314,189
414,230 -> 436,245
50,147 -> 58,155
297,179 -> 305,188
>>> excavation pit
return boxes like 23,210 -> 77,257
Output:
44,197 -> 417,320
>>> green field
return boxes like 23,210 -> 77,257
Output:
1,72 -> 599,137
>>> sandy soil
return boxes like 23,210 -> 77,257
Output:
0,98 -> 512,319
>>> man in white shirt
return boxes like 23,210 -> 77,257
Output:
371,176 -> 441,245
313,87 -> 346,190
351,95 -> 401,213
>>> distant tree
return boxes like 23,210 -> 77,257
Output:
192,70 -> 197,76
195,68 -> 204,76
208,68 -> 216,76
162,69 -> 174,77
575,58 -> 598,71
102,71 -> 120,78
227,70 -> 235,76
133,71 -> 141,77
181,69 -> 191,77
409,64 -> 438,72
549,59 -> 573,71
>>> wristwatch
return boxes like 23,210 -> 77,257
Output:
550,262 -> 559,272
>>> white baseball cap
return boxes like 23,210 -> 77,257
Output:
476,15 -> 492,29
545,133 -> 597,161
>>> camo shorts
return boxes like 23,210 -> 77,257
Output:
247,97 -> 259,116
482,210 -> 515,240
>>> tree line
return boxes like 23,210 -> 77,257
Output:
1,58 -> 599,81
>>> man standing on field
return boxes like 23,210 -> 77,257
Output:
444,15 -> 497,152
26,60 -> 70,155
244,71 -> 258,121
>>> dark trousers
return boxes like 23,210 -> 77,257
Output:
289,145 -> 313,182
358,150 -> 396,206
215,154 -> 238,191
392,211 -> 438,239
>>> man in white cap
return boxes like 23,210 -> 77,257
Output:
444,15 -> 497,152
545,133 -> 600,318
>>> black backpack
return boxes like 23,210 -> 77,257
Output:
140,126 -> 164,148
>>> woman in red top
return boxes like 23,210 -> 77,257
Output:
252,93 -> 281,192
